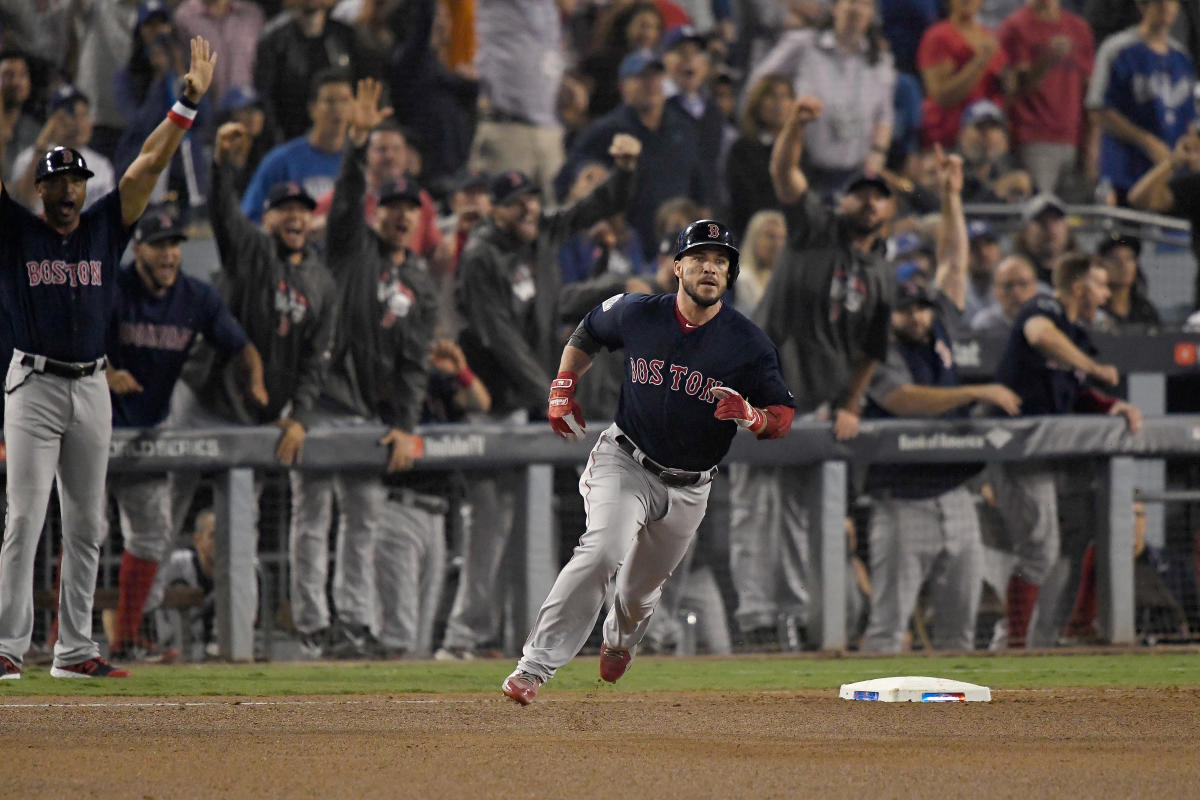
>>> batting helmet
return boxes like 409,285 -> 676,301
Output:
35,146 -> 95,183
675,219 -> 740,285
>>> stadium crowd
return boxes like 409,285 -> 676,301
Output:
1,0 -> 1199,665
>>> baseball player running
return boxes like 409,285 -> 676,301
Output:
502,220 -> 795,705
0,38 -> 218,680
105,209 -> 267,661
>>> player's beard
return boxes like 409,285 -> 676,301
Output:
682,276 -> 723,308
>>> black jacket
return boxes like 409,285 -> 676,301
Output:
323,142 -> 438,431
456,167 -> 635,416
196,161 -> 338,427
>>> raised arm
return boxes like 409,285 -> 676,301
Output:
770,96 -> 821,205
933,147 -> 969,311
329,78 -> 393,260
119,37 -> 216,226
544,134 -> 640,240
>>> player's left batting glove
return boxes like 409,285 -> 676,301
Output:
548,371 -> 587,441
711,386 -> 766,434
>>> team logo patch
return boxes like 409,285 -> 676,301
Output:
378,273 -> 415,328
601,293 -> 624,312
274,281 -> 311,336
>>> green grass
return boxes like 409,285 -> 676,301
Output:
1,651 -> 1197,698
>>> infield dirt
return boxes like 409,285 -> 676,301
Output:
3,687 -> 1198,798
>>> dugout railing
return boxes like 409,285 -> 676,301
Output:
5,413 -> 1198,660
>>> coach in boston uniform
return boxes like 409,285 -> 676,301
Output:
501,220 -> 795,705
104,209 -> 267,661
0,38 -> 218,680
991,252 -> 1141,648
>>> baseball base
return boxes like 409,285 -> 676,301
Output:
839,676 -> 992,702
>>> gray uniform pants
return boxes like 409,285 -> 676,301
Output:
0,356 -> 111,668
110,473 -> 174,561
988,461 -> 1060,585
440,470 -> 519,650
862,486 -> 984,653
289,470 -> 389,635
375,492 -> 446,656
517,426 -> 710,682
728,463 -> 811,631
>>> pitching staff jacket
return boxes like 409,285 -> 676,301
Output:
197,161 -> 338,428
755,191 -> 892,414
322,141 -> 438,432
456,167 -> 634,417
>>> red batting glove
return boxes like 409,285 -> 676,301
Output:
548,371 -> 587,441
711,386 -> 765,434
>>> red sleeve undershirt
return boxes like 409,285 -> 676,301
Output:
757,404 -> 795,439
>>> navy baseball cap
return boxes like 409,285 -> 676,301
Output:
34,146 -> 95,182
895,278 -> 936,309
1098,231 -> 1142,257
134,209 -> 188,244
137,0 -> 170,28
1022,192 -> 1067,223
220,85 -> 264,114
843,170 -> 892,197
48,83 -> 88,114
618,51 -> 665,80
377,177 -> 422,207
660,25 -> 708,54
967,219 -> 997,243
453,168 -> 489,194
961,98 -> 1006,130
490,170 -> 538,206
264,181 -> 317,212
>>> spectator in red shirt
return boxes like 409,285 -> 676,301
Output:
998,0 -> 1096,194
917,0 -> 1012,148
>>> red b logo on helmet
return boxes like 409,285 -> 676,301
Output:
707,223 -> 720,239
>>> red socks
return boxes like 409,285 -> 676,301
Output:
114,552 -> 159,650
1006,574 -> 1041,648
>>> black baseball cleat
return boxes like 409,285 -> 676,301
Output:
0,655 -> 20,680
502,670 -> 543,705
599,644 -> 632,683
50,657 -> 130,678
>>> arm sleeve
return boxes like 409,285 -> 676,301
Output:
759,404 -> 794,439
542,167 -> 636,242
457,247 -> 554,409
580,293 -> 632,351
1086,38 -> 1120,110
326,140 -> 371,267
209,161 -> 264,282
866,345 -> 912,408
1074,385 -> 1119,414
198,285 -> 251,354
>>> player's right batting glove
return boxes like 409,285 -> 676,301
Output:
711,386 -> 766,434
548,371 -> 587,441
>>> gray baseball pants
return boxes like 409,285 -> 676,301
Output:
0,355 -> 111,668
728,463 -> 811,631
289,469 -> 389,635
110,473 -> 174,561
517,426 -> 710,682
375,492 -> 446,656
862,485 -> 984,653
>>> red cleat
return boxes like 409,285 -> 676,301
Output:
599,644 -> 632,683
50,657 -> 130,679
502,670 -> 542,705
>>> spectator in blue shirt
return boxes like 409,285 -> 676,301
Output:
240,68 -> 352,223
1086,0 -> 1197,203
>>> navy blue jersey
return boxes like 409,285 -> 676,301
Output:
585,293 -> 794,471
0,186 -> 130,362
109,265 -> 250,427
996,295 -> 1096,415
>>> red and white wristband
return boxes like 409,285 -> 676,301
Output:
167,97 -> 198,130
